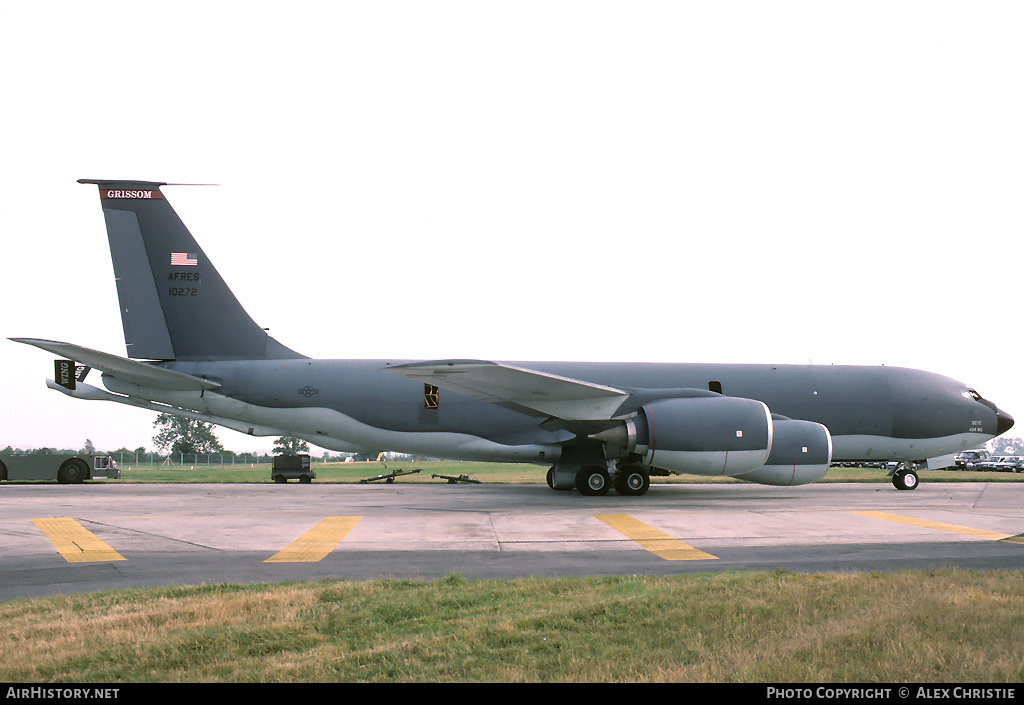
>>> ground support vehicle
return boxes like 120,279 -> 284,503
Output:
0,454 -> 120,483
271,454 -> 315,483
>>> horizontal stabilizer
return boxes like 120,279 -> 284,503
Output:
11,338 -> 220,392
386,359 -> 628,420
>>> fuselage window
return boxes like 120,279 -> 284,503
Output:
709,381 -> 723,395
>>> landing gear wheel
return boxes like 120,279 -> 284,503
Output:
615,467 -> 650,496
576,466 -> 611,496
893,468 -> 919,491
57,459 -> 87,484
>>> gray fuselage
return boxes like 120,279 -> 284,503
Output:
165,357 -> 1006,464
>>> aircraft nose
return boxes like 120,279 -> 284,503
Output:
996,407 -> 1014,436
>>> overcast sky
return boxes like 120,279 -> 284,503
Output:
2,1 -> 1021,455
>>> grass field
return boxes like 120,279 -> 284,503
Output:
88,459 -> 1024,486
1,570 -> 1020,682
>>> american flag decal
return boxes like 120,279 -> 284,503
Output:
170,252 -> 198,266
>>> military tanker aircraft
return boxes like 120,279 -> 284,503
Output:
11,180 -> 1014,495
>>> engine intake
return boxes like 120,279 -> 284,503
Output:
733,418 -> 832,486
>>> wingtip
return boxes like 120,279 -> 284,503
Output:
10,337 -> 66,346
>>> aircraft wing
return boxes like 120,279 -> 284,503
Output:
386,359 -> 628,420
10,338 -> 220,392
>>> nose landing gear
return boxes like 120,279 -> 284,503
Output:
890,463 -> 920,491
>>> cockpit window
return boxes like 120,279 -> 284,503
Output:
961,388 -> 982,401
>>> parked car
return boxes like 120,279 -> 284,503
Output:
968,456 -> 1021,472
1001,456 -> 1023,472
955,450 -> 989,469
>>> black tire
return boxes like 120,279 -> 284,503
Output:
274,476 -> 287,483
576,466 -> 610,496
892,469 -> 919,491
0,460 -> 6,482
299,475 -> 312,484
615,467 -> 650,496
57,459 -> 88,484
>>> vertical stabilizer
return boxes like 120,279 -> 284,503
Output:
79,179 -> 303,361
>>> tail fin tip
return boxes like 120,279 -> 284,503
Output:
80,178 -> 302,362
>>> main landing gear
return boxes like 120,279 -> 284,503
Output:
612,465 -> 651,496
546,463 -> 651,496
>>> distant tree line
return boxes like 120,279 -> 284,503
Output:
1,413 -> 346,465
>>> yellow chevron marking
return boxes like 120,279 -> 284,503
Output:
264,516 -> 363,563
595,514 -> 718,561
32,517 -> 126,563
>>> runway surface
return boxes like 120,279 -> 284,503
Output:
1,481 -> 1021,601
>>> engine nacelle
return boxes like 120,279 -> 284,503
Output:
630,396 -> 773,477
734,418 -> 832,486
